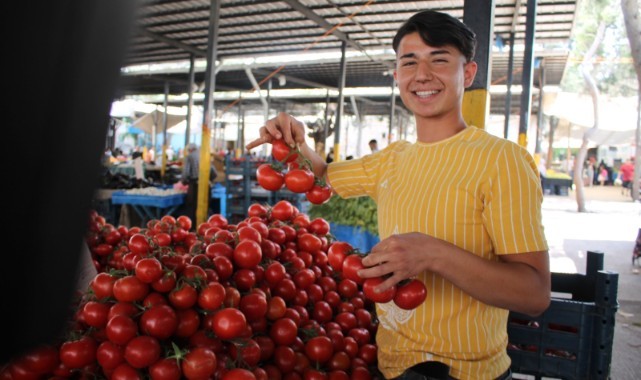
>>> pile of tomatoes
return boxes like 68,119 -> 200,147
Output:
256,140 -> 332,205
2,202 -> 385,380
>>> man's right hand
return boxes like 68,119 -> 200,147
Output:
246,112 -> 306,151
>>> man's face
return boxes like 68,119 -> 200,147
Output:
393,32 -> 476,121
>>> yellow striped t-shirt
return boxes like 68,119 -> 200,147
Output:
327,127 -> 548,380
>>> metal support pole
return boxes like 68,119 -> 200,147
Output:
535,58 -> 545,154
186,54 -> 195,146
197,0 -> 221,225
518,0 -> 537,148
462,0 -> 494,129
161,81 -> 169,178
503,32 -> 515,139
334,40 -> 347,162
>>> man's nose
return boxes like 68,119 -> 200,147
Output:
415,61 -> 434,81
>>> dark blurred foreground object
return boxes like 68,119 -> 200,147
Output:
2,1 -> 138,363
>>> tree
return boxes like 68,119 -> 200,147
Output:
621,0 -> 641,201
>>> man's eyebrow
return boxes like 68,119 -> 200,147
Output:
398,49 -> 452,60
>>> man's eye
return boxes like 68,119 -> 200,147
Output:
402,61 -> 416,66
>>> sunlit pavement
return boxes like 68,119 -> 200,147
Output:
540,186 -> 640,379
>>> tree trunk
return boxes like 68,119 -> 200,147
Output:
574,21 -> 606,212
621,0 -> 641,201
546,116 -> 559,169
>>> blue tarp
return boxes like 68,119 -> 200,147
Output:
329,223 -> 379,253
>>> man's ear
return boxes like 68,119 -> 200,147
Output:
463,61 -> 478,88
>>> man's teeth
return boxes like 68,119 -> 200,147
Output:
415,90 -> 439,97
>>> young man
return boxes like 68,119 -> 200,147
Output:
247,10 -> 549,380
369,138 -> 379,153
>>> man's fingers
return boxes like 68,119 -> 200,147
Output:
277,112 -> 297,147
246,127 -> 274,150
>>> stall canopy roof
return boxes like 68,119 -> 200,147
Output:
117,0 -> 580,116
132,109 -> 186,134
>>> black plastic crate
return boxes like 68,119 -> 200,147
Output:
507,251 -> 618,379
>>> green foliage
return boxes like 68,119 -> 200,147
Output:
308,196 -> 379,236
562,0 -> 636,96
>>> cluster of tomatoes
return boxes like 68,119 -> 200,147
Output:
326,244 -> 427,310
256,140 -> 332,205
2,202 -> 385,380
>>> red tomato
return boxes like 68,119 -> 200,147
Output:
269,317 -> 298,346
341,255 -> 365,285
177,215 -> 193,231
257,164 -> 285,191
305,336 -> 334,364
106,314 -> 138,345
284,169 -> 315,193
327,242 -> 353,272
140,304 -> 178,339
97,341 -> 125,370
239,292 -> 268,321
233,240 -> 262,269
221,368 -> 256,380
134,257 -> 163,284
151,271 -> 177,293
212,308 -> 247,340
297,233 -> 322,253
149,358 -> 181,380
270,200 -> 294,221
393,279 -> 427,310
111,363 -> 142,380
124,336 -> 161,369
198,283 -> 226,311
248,203 -> 268,218
229,339 -> 261,367
59,336 -> 97,369
207,214 -> 228,229
271,139 -> 297,163
128,234 -> 150,255
91,272 -> 117,300
82,301 -> 110,328
266,296 -> 287,320
113,276 -> 150,303
168,284 -> 198,310
20,344 -> 59,374
237,226 -> 262,243
306,184 -> 332,205
181,347 -> 217,380
362,277 -> 396,303
308,218 -> 330,236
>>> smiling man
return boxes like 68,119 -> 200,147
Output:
246,10 -> 550,380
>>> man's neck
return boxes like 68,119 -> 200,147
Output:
415,114 -> 468,143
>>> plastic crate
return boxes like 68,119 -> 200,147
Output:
507,251 -> 618,380
111,191 -> 185,207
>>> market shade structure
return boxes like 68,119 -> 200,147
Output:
132,109 -> 186,134
544,92 -> 638,146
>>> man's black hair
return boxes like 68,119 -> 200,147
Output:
392,10 -> 476,62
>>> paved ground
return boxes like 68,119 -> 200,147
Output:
538,185 -> 641,380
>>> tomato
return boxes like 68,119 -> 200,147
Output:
357,343 -> 377,365
111,363 -> 142,380
168,283 -> 198,310
128,233 -> 150,255
362,277 -> 396,303
248,203 -> 268,218
124,336 -> 161,369
198,283 -> 226,311
297,233 -> 322,253
305,336 -> 333,364
229,338 -> 261,367
393,279 -> 427,310
265,261 -> 286,286
140,304 -> 178,339
233,240 -> 262,269
134,257 -> 163,284
113,276 -> 150,303
306,184 -> 332,205
153,232 -> 172,247
82,301 -> 110,328
273,278 -> 297,302
213,256 -> 234,280
269,317 -> 298,346
273,346 -> 296,373
292,268 -> 316,290
224,286 -> 241,308
59,336 -> 97,369
327,242 -> 353,272
212,308 -> 247,340
341,255 -> 365,285
93,243 -> 114,257
106,314 -> 138,345
207,214 -> 228,229
266,296 -> 287,320
272,139 -> 297,163
174,308 -> 200,338
91,272 -> 117,300
176,215 -> 192,231
337,279 -> 358,298
347,328 -> 371,346
221,368 -> 256,380
308,218 -> 330,236
270,200 -> 294,221
257,164 -> 285,191
149,358 -> 181,380
20,344 -> 59,374
284,169 -> 315,193
151,271 -> 177,293
181,347 -> 217,380
239,292 -> 268,321
97,341 -> 125,370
